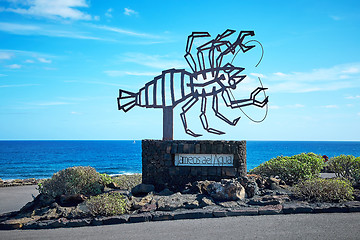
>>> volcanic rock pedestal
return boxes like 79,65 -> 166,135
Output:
142,140 -> 246,191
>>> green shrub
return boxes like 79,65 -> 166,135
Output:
293,178 -> 354,202
38,166 -> 104,198
86,192 -> 128,216
327,155 -> 360,183
249,153 -> 324,185
111,174 -> 142,190
99,173 -> 113,186
98,173 -> 142,190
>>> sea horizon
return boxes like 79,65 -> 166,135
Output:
1,140 -> 359,180
1,139 -> 359,142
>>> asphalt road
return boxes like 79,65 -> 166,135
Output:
0,185 -> 39,214
1,183 -> 360,240
1,212 -> 360,240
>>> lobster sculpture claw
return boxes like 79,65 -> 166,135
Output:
117,29 -> 268,138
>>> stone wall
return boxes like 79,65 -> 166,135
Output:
142,140 -> 246,190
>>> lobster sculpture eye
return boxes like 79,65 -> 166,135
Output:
228,78 -> 236,88
223,65 -> 233,74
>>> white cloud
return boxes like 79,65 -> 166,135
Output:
269,63 -> 360,93
250,73 -> 265,78
0,51 -> 13,59
105,8 -> 113,18
6,64 -> 21,69
124,8 -> 137,16
1,0 -> 92,20
342,67 -> 359,73
0,83 -> 39,88
0,22 -> 40,33
272,64 -> 359,82
0,21 -> 164,43
123,53 -> 186,69
38,57 -> 51,63
323,105 -> 338,109
357,112 -> 360,116
104,70 -> 159,77
0,49 -> 57,65
273,72 -> 287,77
0,22 -> 103,40
90,24 -> 160,39
345,95 -> 360,99
70,111 -> 82,115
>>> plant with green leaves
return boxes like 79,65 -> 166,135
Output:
86,192 -> 128,216
327,155 -> 360,183
98,173 -> 142,190
38,166 -> 104,198
249,153 -> 324,185
99,173 -> 113,186
111,174 -> 142,190
293,178 -> 354,202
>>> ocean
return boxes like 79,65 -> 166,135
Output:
0,140 -> 359,180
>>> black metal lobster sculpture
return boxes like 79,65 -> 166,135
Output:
117,29 -> 268,137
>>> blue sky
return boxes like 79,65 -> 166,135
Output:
0,0 -> 359,141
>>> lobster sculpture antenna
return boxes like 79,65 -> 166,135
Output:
117,29 -> 269,140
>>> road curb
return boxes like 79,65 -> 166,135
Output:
2,202 -> 360,230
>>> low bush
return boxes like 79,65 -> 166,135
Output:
99,173 -> 113,186
111,174 -> 142,190
98,173 -> 142,190
327,155 -> 360,183
293,178 -> 354,202
86,192 -> 128,216
38,166 -> 104,198
249,153 -> 324,185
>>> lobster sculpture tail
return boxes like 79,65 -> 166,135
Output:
117,89 -> 137,112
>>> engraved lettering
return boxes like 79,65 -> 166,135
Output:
175,154 -> 233,166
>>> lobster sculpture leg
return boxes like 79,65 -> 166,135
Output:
180,94 -> 200,137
